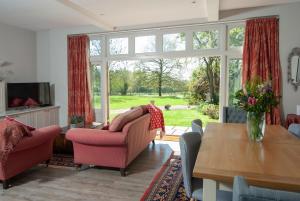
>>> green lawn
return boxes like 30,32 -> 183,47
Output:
163,109 -> 218,127
94,95 -> 188,110
110,108 -> 218,127
95,95 -> 218,127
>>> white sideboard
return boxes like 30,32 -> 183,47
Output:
0,106 -> 60,129
0,80 -> 60,128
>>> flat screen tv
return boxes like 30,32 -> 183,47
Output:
7,82 -> 51,109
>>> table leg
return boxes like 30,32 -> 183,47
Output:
203,179 -> 217,201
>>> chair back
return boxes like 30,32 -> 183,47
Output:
223,107 -> 247,123
191,119 -> 204,136
233,176 -> 300,201
288,123 -> 300,138
179,132 -> 201,198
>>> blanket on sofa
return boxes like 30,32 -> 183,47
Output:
0,119 -> 32,168
146,104 -> 165,138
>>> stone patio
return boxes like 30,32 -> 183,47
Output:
165,126 -> 192,136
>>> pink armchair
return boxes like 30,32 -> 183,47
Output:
66,112 -> 156,176
0,125 -> 60,189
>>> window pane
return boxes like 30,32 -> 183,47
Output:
90,40 -> 101,56
193,30 -> 219,50
135,35 -> 156,53
109,37 -> 128,55
228,26 -> 245,48
163,33 -> 186,52
228,58 -> 242,106
91,64 -> 101,109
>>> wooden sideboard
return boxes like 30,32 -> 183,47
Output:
0,106 -> 60,128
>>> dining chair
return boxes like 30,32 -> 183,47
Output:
179,132 -> 232,201
222,107 -> 247,123
191,119 -> 204,136
233,176 -> 300,201
288,123 -> 300,138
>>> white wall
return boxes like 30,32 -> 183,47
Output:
0,22 -> 36,82
37,3 -> 300,126
37,25 -> 102,126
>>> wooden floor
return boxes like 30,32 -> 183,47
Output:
0,143 -> 174,201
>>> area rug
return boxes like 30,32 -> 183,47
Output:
47,154 -> 75,167
140,156 -> 190,201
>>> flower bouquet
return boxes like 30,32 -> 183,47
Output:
235,79 -> 278,142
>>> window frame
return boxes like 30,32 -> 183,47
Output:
88,22 -> 245,122
89,35 -> 105,62
134,34 -> 157,55
227,23 -> 245,54
107,35 -> 130,57
192,25 -> 221,52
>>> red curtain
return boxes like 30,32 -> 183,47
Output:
68,35 -> 94,124
242,17 -> 281,125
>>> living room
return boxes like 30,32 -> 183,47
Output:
0,0 -> 300,200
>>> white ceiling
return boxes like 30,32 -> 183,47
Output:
0,0 -> 299,31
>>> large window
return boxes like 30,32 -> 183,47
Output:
163,33 -> 186,52
109,37 -> 128,55
91,64 -> 102,109
88,22 -> 245,122
228,58 -> 242,106
90,39 -> 101,56
193,30 -> 219,50
135,35 -> 156,53
228,26 -> 245,48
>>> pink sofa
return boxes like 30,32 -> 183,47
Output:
0,125 -> 60,189
66,110 -> 156,176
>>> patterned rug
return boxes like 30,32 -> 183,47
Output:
47,154 -> 75,167
141,156 -> 190,201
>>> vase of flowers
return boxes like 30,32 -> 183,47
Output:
235,79 -> 278,142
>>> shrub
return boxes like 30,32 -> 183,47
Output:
198,102 -> 219,119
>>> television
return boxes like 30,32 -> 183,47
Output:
7,82 -> 51,109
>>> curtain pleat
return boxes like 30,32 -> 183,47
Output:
242,18 -> 282,125
68,35 -> 95,124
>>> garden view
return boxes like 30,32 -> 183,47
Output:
90,27 -> 244,130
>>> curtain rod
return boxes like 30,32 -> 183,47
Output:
69,15 -> 279,37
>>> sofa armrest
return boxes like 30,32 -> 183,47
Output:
66,128 -> 126,146
14,125 -> 60,153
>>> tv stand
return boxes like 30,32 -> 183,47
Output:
0,106 -> 60,128
0,81 -> 60,128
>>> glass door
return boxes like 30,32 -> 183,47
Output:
90,62 -> 109,123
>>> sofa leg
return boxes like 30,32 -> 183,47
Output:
120,168 -> 126,177
152,140 -> 155,144
45,159 -> 50,167
3,180 -> 9,189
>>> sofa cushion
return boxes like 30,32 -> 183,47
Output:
109,107 -> 144,132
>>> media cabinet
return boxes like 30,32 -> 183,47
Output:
0,81 -> 60,128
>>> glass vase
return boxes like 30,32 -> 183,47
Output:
246,112 -> 266,142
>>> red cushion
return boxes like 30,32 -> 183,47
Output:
10,98 -> 24,107
4,116 -> 35,131
109,107 -> 144,132
24,98 -> 39,107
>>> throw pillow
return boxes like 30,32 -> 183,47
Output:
24,98 -> 39,107
109,107 -> 144,132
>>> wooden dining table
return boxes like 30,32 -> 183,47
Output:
192,123 -> 300,201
